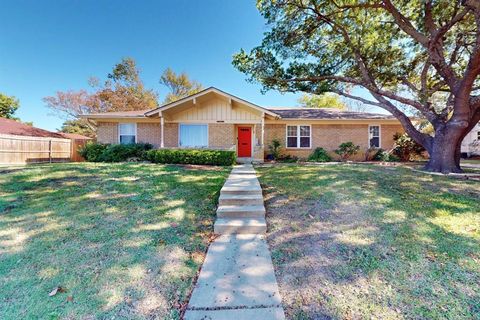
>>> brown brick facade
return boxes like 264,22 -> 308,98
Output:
164,123 -> 178,147
97,122 -> 118,144
208,124 -> 235,149
137,123 -> 161,147
381,124 -> 404,150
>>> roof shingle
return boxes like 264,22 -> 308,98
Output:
266,108 -> 396,120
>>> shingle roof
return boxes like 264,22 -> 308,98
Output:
57,132 -> 92,140
266,108 -> 396,120
86,110 -> 150,117
0,118 -> 65,138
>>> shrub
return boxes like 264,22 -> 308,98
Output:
277,154 -> 299,163
79,142 -> 153,162
335,142 -> 360,161
268,139 -> 282,160
79,142 -> 108,162
372,148 -> 400,162
99,143 -> 153,162
145,149 -> 236,166
392,133 -> 425,161
308,147 -> 332,162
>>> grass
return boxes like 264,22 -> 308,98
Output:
0,162 -> 230,319
256,164 -> 480,320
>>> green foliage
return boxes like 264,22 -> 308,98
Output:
372,148 -> 400,162
0,93 -> 20,119
393,133 -> 425,161
298,93 -> 346,109
277,154 -> 299,163
79,142 -> 153,162
268,138 -> 282,160
335,142 -> 360,161
145,149 -> 235,166
59,119 -> 96,138
160,68 -> 203,103
308,147 -> 332,162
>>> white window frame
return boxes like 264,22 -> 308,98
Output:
286,124 -> 311,149
368,125 -> 381,148
118,123 -> 137,144
178,123 -> 209,148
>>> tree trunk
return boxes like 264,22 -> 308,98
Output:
424,127 -> 464,173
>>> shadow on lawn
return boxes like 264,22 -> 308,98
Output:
0,163 -> 228,319
259,164 -> 480,319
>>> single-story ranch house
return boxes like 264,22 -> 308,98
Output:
84,87 -> 405,162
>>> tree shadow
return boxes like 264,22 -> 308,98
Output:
0,162 -> 229,319
257,164 -> 480,319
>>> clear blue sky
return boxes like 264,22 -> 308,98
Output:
0,0 -> 379,131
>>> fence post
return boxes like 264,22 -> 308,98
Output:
49,140 -> 52,163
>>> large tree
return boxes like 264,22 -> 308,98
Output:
160,68 -> 203,103
44,58 -> 159,136
233,0 -> 480,173
0,93 -> 20,119
298,93 -> 347,109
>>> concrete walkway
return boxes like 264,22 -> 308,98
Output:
184,164 -> 285,320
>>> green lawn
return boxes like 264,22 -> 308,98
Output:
0,163 -> 229,319
256,164 -> 480,320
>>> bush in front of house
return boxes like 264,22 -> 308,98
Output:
79,142 -> 109,162
335,142 -> 360,161
99,143 -> 153,162
145,149 -> 236,166
268,139 -> 282,160
392,133 -> 425,161
372,148 -> 400,162
79,142 -> 153,162
308,147 -> 332,162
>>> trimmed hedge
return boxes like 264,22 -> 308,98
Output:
79,142 -> 153,162
145,149 -> 236,166
308,147 -> 332,162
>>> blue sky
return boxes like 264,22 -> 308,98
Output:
0,1 -> 378,131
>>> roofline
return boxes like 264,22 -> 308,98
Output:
80,114 -> 147,119
275,118 -> 400,121
144,87 -> 280,118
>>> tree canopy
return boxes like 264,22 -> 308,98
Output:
160,68 -> 203,103
0,93 -> 20,119
298,93 -> 346,109
233,0 -> 480,172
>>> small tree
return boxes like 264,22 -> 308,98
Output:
268,139 -> 282,160
0,93 -> 20,119
160,68 -> 203,104
335,142 -> 360,162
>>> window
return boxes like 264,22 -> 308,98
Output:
179,124 -> 208,147
119,123 -> 136,144
477,131 -> 480,140
286,125 -> 311,148
369,125 -> 380,148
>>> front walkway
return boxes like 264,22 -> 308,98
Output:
184,164 -> 285,320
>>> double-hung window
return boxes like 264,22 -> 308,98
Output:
286,125 -> 311,148
119,123 -> 136,144
179,124 -> 208,148
369,125 -> 380,148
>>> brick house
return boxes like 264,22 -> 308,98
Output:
84,87 -> 404,161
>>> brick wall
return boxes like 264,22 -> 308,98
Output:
97,122 -> 118,144
264,123 -> 403,160
137,123 -> 161,147
164,123 -> 178,147
208,124 -> 235,149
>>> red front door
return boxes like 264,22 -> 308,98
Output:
237,127 -> 252,157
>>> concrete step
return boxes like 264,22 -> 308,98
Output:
214,217 -> 267,234
221,184 -> 262,195
219,193 -> 264,206
217,205 -> 266,218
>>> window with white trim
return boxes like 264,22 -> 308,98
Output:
369,125 -> 380,148
179,124 -> 208,147
287,125 -> 311,148
119,123 -> 136,144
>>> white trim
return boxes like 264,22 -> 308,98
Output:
368,124 -> 381,148
178,123 -> 209,148
285,124 -> 312,149
160,117 -> 165,148
118,122 -> 137,144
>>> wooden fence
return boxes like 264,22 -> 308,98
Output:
0,134 -> 87,164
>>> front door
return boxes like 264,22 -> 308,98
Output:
237,127 -> 252,157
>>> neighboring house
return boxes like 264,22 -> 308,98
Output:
461,122 -> 480,157
83,87 -> 404,162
